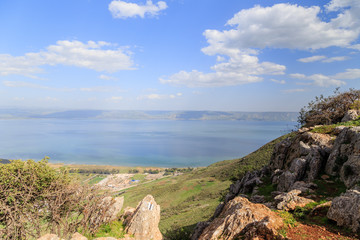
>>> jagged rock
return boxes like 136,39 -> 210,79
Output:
250,195 -> 266,203
212,202 -> 225,219
327,189 -> 360,233
190,221 -> 210,240
197,197 -> 283,240
103,196 -> 124,222
270,137 -> 292,170
289,181 -> 317,193
71,232 -> 88,240
276,170 -> 296,192
309,201 -> 331,216
342,109 -> 359,122
305,146 -> 324,181
122,206 -> 136,224
240,217 -> 285,240
325,127 -> 360,188
37,234 -> 62,240
125,195 -> 162,240
274,190 -> 314,211
289,158 -> 307,181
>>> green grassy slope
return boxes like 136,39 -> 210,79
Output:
121,132 -> 295,235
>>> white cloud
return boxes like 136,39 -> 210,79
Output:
0,40 -> 134,78
160,53 -> 285,87
271,79 -> 286,84
322,56 -> 348,63
297,55 -> 326,63
109,0 -> 167,19
332,68 -> 360,79
297,55 -> 348,63
99,74 -> 118,81
290,73 -> 346,87
202,2 -> 360,55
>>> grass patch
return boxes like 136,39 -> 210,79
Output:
313,177 -> 346,199
311,118 -> 360,134
88,176 -> 106,185
257,176 -> 277,201
131,174 -> 146,182
88,221 -> 126,239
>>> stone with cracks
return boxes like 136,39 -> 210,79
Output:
274,190 -> 314,211
125,195 -> 162,240
327,189 -> 360,233
198,197 -> 283,240
71,232 -> 88,240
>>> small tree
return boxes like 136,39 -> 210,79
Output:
298,88 -> 360,127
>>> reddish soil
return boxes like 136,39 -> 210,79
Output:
286,223 -> 358,240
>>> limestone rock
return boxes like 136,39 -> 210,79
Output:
103,196 -> 124,222
325,127 -> 360,188
70,232 -> 88,240
274,190 -> 314,211
327,189 -> 360,233
276,171 -> 296,192
342,109 -> 359,122
289,181 -> 317,193
125,195 -> 162,240
190,221 -> 210,240
198,197 -> 283,240
37,234 -> 62,240
240,217 -> 285,240
250,195 -> 266,203
93,238 -> 117,240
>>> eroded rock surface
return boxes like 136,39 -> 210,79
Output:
274,190 -> 314,211
198,197 -> 283,240
327,189 -> 360,233
125,195 -> 162,240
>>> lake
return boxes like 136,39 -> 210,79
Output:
0,119 -> 296,167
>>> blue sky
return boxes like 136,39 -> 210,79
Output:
0,0 -> 359,111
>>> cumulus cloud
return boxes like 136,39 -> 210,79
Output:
161,1 -> 360,88
0,40 -> 134,78
109,0 -> 167,19
99,74 -> 118,81
202,2 -> 360,55
160,54 -> 285,87
322,56 -> 348,63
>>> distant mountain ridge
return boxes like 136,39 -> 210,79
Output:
0,109 -> 298,121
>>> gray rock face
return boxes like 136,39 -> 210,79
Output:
190,221 -> 210,240
198,197 -> 284,240
325,127 -> 360,188
274,190 -> 314,211
342,109 -> 359,122
125,195 -> 162,240
327,189 -> 360,233
288,181 -> 317,193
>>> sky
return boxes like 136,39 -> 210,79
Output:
0,0 -> 359,112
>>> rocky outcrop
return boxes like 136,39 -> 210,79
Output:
325,126 -> 360,188
342,109 -> 359,122
327,189 -> 360,233
197,197 -> 284,240
103,196 -> 124,222
125,195 -> 162,240
274,190 -> 314,211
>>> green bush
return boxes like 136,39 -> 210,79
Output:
298,88 -> 360,127
0,158 -> 111,239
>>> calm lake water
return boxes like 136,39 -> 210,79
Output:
0,119 -> 295,167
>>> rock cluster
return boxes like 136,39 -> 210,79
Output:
196,197 -> 284,240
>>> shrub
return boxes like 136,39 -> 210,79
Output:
0,158 -> 111,239
298,88 -> 360,127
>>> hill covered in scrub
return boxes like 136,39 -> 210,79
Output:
2,89 -> 360,239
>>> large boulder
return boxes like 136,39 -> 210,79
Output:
274,190 -> 314,211
125,195 -> 162,240
197,197 -> 284,240
327,189 -> 360,233
325,127 -> 360,188
103,196 -> 124,222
